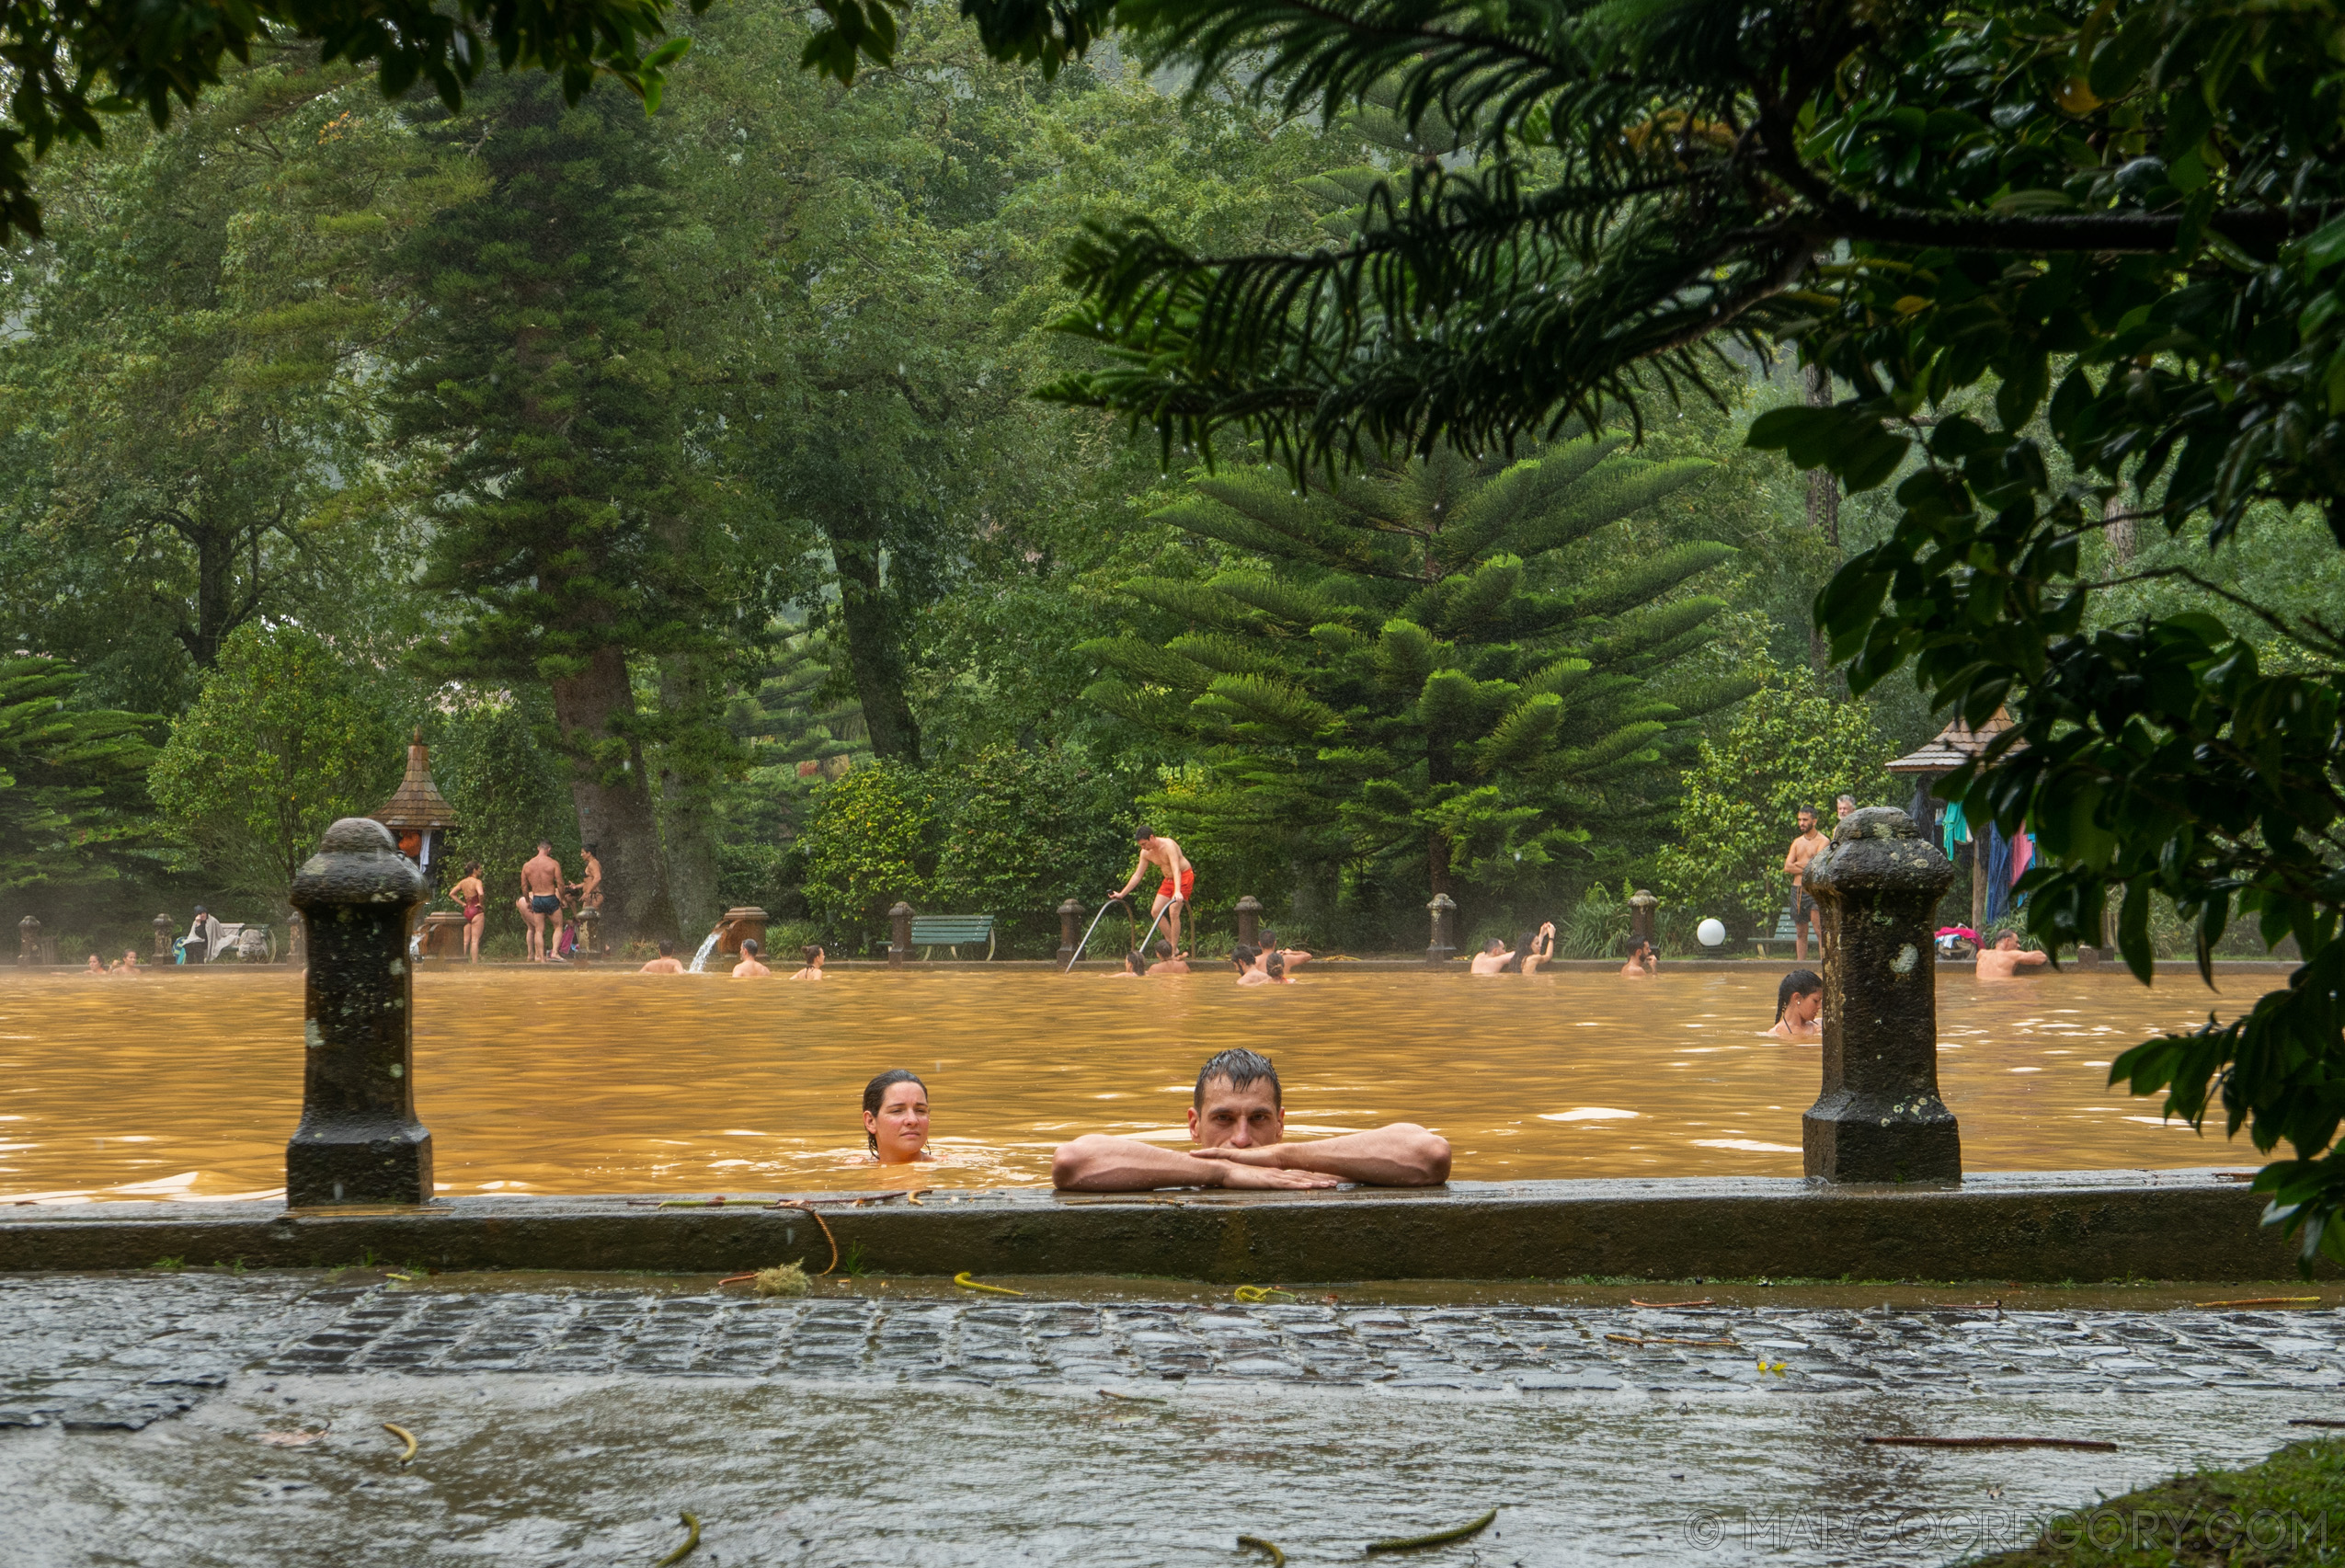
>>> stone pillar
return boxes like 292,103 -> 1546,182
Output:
285,818 -> 431,1207
153,913 -> 174,962
572,905 -> 600,960
1235,896 -> 1263,949
1425,894 -> 1457,965
287,910 -> 306,966
1056,898 -> 1083,967
1628,889 -> 1658,950
1802,807 -> 1961,1184
16,915 -> 38,967
887,902 -> 914,967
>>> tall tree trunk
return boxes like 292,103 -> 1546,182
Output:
551,645 -> 677,949
829,508 -> 921,763
658,650 -> 725,937
2106,490 -> 2135,566
1803,362 -> 1842,677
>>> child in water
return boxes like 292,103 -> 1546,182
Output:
1768,969 -> 1823,1041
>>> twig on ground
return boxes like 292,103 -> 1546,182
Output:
656,1511 -> 703,1565
770,1203 -> 839,1275
955,1271 -> 1026,1297
1367,1507 -> 1499,1553
1629,1298 -> 1715,1308
1865,1436 -> 2116,1451
1237,1534 -> 1286,1565
1606,1333 -> 1738,1347
2199,1297 -> 2322,1308
382,1423 -> 417,1464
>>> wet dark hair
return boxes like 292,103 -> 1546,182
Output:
1507,927 -> 1550,971
1150,939 -> 1174,961
1229,943 -> 1259,973
803,945 -> 824,965
1482,936 -> 1507,956
1775,968 -> 1823,1023
1265,951 -> 1287,980
864,1069 -> 928,1155
739,938 -> 761,957
657,939 -> 675,956
1135,825 -> 1156,841
1195,1048 -> 1280,1108
1123,948 -> 1147,975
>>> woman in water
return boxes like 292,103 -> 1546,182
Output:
1768,968 -> 1823,1041
1509,922 -> 1557,975
864,1069 -> 932,1164
789,944 -> 825,981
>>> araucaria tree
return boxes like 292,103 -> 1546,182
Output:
392,75 -> 748,946
1085,437 -> 1747,920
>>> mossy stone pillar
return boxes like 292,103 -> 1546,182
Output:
1235,896 -> 1263,949
887,902 -> 914,967
1629,889 -> 1658,950
16,915 -> 37,967
285,817 -> 431,1207
1056,899 -> 1083,967
152,912 -> 174,962
1426,894 -> 1457,965
1802,807 -> 1961,1183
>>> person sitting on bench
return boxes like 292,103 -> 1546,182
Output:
1050,1048 -> 1450,1191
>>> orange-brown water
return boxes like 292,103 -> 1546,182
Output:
0,966 -> 2265,1203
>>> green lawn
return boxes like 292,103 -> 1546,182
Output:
1966,1436 -> 2345,1566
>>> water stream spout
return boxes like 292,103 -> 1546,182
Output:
686,930 -> 723,974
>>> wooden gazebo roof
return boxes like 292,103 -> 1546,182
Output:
371,729 -> 460,830
1886,709 -> 2020,776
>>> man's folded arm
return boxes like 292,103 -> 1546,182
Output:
1248,1125 -> 1451,1187
1051,1135 -> 1341,1192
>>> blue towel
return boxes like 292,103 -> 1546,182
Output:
1942,799 -> 1969,855
1985,824 -> 2012,922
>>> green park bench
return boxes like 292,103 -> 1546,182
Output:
1754,908 -> 1799,957
909,913 -> 997,961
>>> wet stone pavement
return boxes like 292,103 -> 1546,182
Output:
8,1273 -> 2345,1422
9,1274 -> 2345,1566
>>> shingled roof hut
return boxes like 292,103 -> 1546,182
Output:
1887,710 -> 2020,933
371,728 -> 460,884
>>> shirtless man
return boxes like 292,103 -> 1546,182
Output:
1619,939 -> 1657,978
639,939 -> 685,974
1112,826 -> 1193,958
451,861 -> 486,963
1975,930 -> 2051,979
1470,937 -> 1513,976
517,841 -> 564,963
1256,928 -> 1313,971
1052,1048 -> 1451,1191
1145,940 -> 1190,976
732,937 -> 771,978
1782,806 -> 1830,962
572,843 -> 603,912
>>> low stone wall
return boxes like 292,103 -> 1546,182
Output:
0,1168 -> 2319,1283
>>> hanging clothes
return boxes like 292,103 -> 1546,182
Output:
1985,824 -> 2013,922
1941,798 -> 1970,857
2010,825 -> 2033,885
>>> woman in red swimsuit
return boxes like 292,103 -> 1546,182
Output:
451,861 -> 486,964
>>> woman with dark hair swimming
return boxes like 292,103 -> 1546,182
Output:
1508,922 -> 1556,974
1768,969 -> 1824,1042
864,1070 -> 932,1164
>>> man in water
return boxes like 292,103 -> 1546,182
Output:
732,937 -> 771,978
1975,931 -> 2051,979
517,841 -> 564,963
1111,826 -> 1194,958
1781,806 -> 1830,962
1144,940 -> 1189,976
1051,1048 -> 1450,1191
639,939 -> 685,974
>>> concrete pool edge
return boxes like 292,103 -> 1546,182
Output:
1,1167 -> 2327,1283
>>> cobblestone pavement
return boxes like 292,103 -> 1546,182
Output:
7,1273 -> 2345,1427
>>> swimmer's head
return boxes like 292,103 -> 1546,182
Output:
863,1069 -> 930,1162
1995,931 -> 2020,950
1482,937 -> 1507,956
1775,967 -> 1823,1023
657,939 -> 675,956
1190,1048 -> 1284,1149
1150,939 -> 1174,961
1123,949 -> 1146,975
803,945 -> 824,966
739,938 -> 761,957
1229,944 -> 1259,973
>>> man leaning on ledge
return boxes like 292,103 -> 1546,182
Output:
1052,1048 -> 1452,1192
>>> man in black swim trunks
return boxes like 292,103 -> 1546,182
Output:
518,840 -> 566,964
1782,806 -> 1829,963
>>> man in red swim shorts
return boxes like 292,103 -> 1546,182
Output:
1112,826 -> 1195,960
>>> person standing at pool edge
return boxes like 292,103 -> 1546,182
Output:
1112,826 -> 1194,958
1782,806 -> 1829,963
1052,1048 -> 1450,1191
452,861 -> 486,964
517,841 -> 564,963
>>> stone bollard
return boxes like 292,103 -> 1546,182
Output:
1802,807 -> 1962,1184
284,818 -> 431,1207
153,912 -> 174,962
887,902 -> 914,967
1235,895 -> 1263,949
1056,898 -> 1083,967
1629,889 -> 1658,950
17,915 -> 38,967
1426,894 -> 1457,965
287,910 -> 306,966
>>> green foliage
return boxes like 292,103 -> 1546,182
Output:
429,690 -> 576,920
0,656 -> 156,899
1090,437 -> 1749,933
796,761 -> 936,944
0,0 -> 692,246
931,746 -> 1132,934
1653,665 -> 1899,936
148,622 -> 405,911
